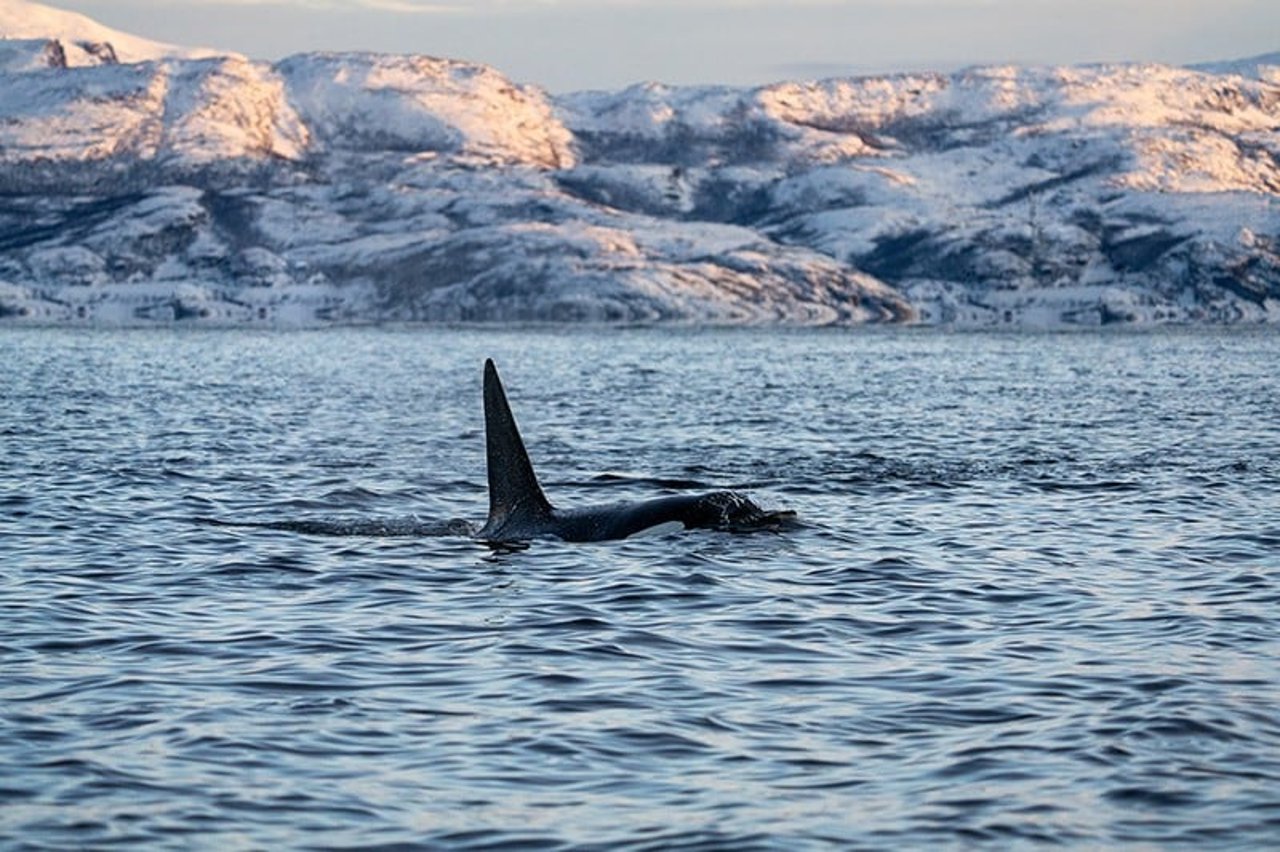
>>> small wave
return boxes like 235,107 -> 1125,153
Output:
572,472 -> 718,490
196,516 -> 476,537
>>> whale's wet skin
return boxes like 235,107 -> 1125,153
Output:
4,327 -> 1279,847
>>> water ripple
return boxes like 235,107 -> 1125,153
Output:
2,327 -> 1279,848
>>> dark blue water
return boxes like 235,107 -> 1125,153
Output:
3,327 -> 1279,848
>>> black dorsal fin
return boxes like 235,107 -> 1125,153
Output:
478,359 -> 553,538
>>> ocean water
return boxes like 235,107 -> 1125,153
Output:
2,326 -> 1278,849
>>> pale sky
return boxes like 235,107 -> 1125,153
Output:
50,0 -> 1280,92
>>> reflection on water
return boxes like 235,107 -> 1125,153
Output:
2,327 -> 1279,847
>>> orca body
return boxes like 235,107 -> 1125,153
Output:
475,359 -> 792,543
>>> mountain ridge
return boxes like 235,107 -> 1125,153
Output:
1,0 -> 1277,325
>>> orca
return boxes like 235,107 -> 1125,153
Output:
475,358 -> 793,543
200,359 -> 793,543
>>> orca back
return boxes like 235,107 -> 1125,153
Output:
478,359 -> 554,540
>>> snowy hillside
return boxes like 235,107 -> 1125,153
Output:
1,0 -> 1277,325
0,0 -> 219,64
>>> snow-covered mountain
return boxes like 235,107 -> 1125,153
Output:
1,0 -> 1277,325
0,0 -> 219,65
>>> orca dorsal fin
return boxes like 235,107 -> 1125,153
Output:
478,358 -> 553,538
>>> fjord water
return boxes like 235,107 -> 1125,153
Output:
3,327 -> 1278,848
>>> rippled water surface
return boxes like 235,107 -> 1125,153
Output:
3,327 -> 1279,848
